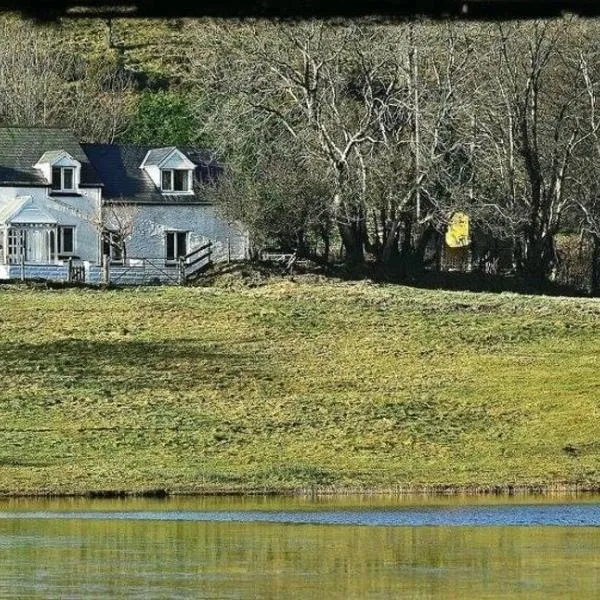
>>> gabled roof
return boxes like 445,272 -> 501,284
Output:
0,196 -> 57,225
35,150 -> 81,168
82,144 -> 220,204
0,196 -> 28,224
141,146 -> 196,170
36,150 -> 69,165
0,127 -> 102,186
141,147 -> 178,167
10,198 -> 58,225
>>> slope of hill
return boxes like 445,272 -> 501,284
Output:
0,279 -> 599,495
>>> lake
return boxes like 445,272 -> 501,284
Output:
0,495 -> 598,598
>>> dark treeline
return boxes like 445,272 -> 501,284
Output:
3,16 -> 600,291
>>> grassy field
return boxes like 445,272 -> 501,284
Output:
1,276 -> 599,496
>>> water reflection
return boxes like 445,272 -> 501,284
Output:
1,491 -> 599,514
0,496 -> 598,599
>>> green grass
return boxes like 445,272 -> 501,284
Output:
1,277 -> 600,495
57,17 -> 199,83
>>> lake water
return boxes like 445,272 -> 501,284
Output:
0,495 -> 598,599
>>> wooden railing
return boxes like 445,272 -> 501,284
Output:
184,241 -> 213,281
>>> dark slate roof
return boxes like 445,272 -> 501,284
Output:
0,127 -> 102,186
82,144 -> 220,204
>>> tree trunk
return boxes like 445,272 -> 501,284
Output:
521,230 -> 555,286
397,216 -> 413,279
396,219 -> 436,279
338,222 -> 364,266
320,228 -> 330,264
411,224 -> 436,276
381,218 -> 402,265
296,230 -> 308,258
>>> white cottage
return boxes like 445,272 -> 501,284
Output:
0,127 -> 248,284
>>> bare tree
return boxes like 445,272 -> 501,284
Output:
101,202 -> 141,262
0,16 -> 135,143
189,21 -> 390,264
365,23 -> 476,273
187,17 -> 600,285
474,19 -> 594,283
188,20 -> 478,271
0,17 -> 67,126
69,61 -> 136,143
570,25 -> 600,292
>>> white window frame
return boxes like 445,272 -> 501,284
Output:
161,169 -> 173,192
160,169 -> 192,193
58,226 -> 75,255
165,230 -> 188,263
51,166 -> 76,192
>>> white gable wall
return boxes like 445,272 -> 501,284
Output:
35,163 -> 52,184
143,165 -> 161,189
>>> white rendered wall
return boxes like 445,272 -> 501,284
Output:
0,186 -> 102,263
122,204 -> 248,262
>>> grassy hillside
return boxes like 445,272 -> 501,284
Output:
1,277 -> 599,495
59,17 -> 197,84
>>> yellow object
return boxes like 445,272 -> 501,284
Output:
445,212 -> 470,248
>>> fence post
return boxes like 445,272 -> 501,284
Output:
102,254 -> 110,285
67,257 -> 73,283
178,256 -> 185,286
20,254 -> 25,282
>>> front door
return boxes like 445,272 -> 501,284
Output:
25,229 -> 50,263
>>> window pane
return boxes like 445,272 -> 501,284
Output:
51,167 -> 61,190
49,230 -> 56,260
102,231 -> 111,258
162,170 -> 172,191
61,227 -> 74,253
166,232 -> 175,260
112,235 -> 123,262
63,168 -> 74,190
174,170 -> 188,191
177,232 -> 187,257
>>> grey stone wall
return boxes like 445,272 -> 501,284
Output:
6,264 -> 69,281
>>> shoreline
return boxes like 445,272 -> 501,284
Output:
1,483 -> 599,499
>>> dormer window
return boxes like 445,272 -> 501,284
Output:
140,147 -> 196,195
35,150 -> 80,193
51,166 -> 75,192
161,169 -> 191,193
